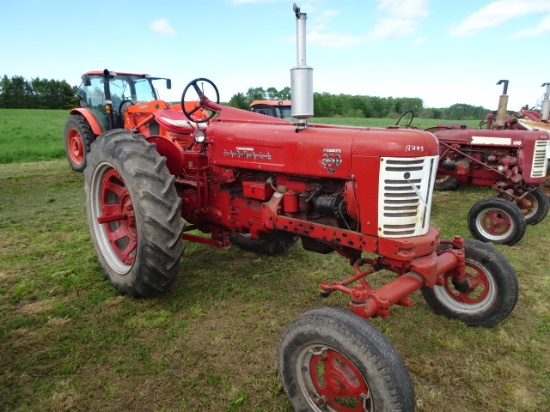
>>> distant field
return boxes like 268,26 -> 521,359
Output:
0,109 -> 483,164
0,109 -> 68,163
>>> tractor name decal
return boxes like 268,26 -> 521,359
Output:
321,148 -> 342,173
471,136 -> 513,146
405,145 -> 425,152
223,147 -> 272,161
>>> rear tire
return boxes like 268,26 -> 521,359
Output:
421,239 -> 518,327
467,197 -> 526,245
64,114 -> 96,172
84,130 -> 185,297
229,232 -> 298,256
278,307 -> 415,412
434,175 -> 460,191
517,187 -> 549,225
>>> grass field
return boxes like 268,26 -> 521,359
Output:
0,110 -> 548,411
0,109 -> 482,165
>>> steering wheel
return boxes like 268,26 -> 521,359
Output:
118,99 -> 134,114
181,78 -> 220,123
396,109 -> 415,128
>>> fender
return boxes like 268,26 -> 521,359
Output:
69,108 -> 105,136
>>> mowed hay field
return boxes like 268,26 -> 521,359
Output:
0,109 -> 548,411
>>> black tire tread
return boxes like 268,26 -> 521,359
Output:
85,130 -> 184,297
278,307 -> 415,412
64,114 -> 96,172
467,197 -> 526,245
421,238 -> 519,327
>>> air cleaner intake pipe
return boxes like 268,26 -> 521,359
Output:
495,79 -> 509,127
291,3 -> 313,125
541,82 -> 550,122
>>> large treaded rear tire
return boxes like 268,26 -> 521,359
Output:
64,114 -> 96,172
84,130 -> 185,297
229,232 -> 298,256
278,307 -> 415,412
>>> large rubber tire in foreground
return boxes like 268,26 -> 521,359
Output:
84,130 -> 185,297
278,307 -> 415,412
64,114 -> 96,172
229,232 -> 298,256
467,197 -> 526,245
421,239 -> 518,327
516,187 -> 549,225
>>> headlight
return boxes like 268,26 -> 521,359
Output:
194,130 -> 206,144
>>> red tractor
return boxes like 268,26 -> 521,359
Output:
428,80 -> 549,246
63,70 -> 173,171
80,5 -> 519,411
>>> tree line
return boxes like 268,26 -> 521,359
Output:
0,75 -> 78,109
0,74 -> 490,120
228,86 -> 491,120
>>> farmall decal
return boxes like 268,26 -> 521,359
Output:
322,148 -> 342,173
223,146 -> 272,161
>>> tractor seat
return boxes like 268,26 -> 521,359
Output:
155,109 -> 206,134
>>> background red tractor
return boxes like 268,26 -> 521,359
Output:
63,70 -> 173,171
77,5 -> 520,411
427,80 -> 549,246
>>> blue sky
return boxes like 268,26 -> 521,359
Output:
1,0 -> 549,111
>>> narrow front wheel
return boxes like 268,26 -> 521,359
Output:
421,239 -> 518,327
467,197 -> 526,245
278,307 -> 415,412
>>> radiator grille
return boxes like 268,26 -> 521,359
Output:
530,140 -> 549,178
378,156 -> 438,237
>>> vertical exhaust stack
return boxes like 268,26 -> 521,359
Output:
291,3 -> 313,127
541,82 -> 550,122
495,79 -> 509,128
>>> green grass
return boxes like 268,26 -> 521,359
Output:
0,110 -> 548,411
0,108 -> 483,164
0,109 -> 68,163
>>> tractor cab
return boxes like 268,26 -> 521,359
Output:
77,69 -> 171,130
250,100 -> 293,120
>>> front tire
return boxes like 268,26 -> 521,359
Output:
421,239 -> 518,327
84,130 -> 185,297
278,307 -> 415,412
517,187 -> 549,225
64,114 -> 96,172
467,197 -> 526,245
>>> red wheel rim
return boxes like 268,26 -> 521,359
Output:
479,209 -> 512,236
517,194 -> 536,218
442,263 -> 489,304
309,349 -> 371,411
67,129 -> 84,164
98,168 -> 137,265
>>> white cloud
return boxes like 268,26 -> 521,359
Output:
377,0 -> 429,19
308,30 -> 364,48
450,0 -> 550,38
368,0 -> 429,40
150,19 -> 176,36
230,0 -> 278,4
510,14 -> 550,38
412,36 -> 428,45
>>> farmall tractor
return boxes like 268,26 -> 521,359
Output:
79,5 -> 520,411
427,80 -> 549,246
63,70 -> 173,171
